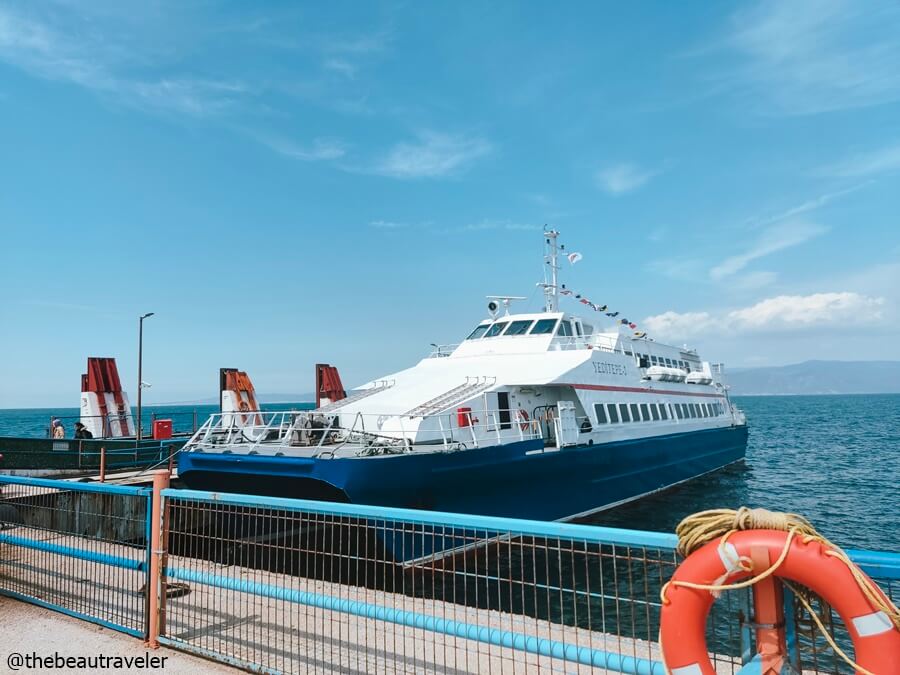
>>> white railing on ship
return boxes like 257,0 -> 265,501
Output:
184,408 -> 544,457
427,337 -> 622,357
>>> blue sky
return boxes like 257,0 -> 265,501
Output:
1,1 -> 899,407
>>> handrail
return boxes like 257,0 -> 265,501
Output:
182,407 -> 543,456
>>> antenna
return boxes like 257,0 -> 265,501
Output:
541,229 -> 560,313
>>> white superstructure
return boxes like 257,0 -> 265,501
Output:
185,231 -> 745,459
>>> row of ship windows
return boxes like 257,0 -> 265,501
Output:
593,400 -> 726,425
624,352 -> 697,371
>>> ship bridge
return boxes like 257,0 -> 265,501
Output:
443,312 -> 620,358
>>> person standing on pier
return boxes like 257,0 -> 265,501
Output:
51,418 -> 65,439
74,422 -> 93,439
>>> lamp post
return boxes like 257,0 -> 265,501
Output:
137,312 -> 155,441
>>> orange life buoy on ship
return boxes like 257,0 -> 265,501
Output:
517,409 -> 530,431
660,529 -> 900,675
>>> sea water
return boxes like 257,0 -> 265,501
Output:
587,394 -> 900,552
1,395 -> 897,551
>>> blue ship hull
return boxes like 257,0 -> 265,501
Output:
178,425 -> 748,523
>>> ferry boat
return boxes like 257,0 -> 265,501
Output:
178,231 -> 748,525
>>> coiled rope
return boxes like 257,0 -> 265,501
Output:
660,507 -> 900,675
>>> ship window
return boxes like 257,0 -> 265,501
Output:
608,404 -> 619,424
650,355 -> 658,366
484,322 -> 508,338
650,404 -> 660,421
530,318 -> 558,335
702,404 -> 710,417
624,350 -> 633,356
573,322 -> 583,336
674,404 -> 683,419
619,404 -> 631,423
466,324 -> 490,340
557,320 -> 572,337
504,320 -> 534,336
659,404 -> 668,420
594,404 -> 608,424
692,404 -> 700,417
583,324 -> 593,335
681,403 -> 690,418
629,403 -> 640,421
639,403 -> 649,421
664,358 -> 671,367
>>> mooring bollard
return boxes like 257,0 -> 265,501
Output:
146,469 -> 170,648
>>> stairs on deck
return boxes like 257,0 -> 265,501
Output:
316,380 -> 395,413
403,377 -> 496,418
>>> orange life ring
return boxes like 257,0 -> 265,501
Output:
660,530 -> 900,675
517,409 -> 530,431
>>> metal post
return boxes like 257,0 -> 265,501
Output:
748,546 -> 790,673
99,446 -> 106,483
146,469 -> 170,648
137,312 -> 155,443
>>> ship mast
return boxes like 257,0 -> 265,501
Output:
543,229 -> 560,313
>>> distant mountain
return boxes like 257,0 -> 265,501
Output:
727,360 -> 900,396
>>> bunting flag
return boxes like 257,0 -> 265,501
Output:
567,252 -> 583,265
554,285 -> 650,340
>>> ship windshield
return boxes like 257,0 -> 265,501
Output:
504,320 -> 534,336
484,321 -> 509,338
529,318 -> 558,335
466,324 -> 490,340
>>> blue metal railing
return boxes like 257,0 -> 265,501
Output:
0,475 -> 151,637
1,474 -> 897,673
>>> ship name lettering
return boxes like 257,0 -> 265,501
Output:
592,362 -> 626,376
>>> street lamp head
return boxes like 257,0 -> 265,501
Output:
140,312 -> 155,320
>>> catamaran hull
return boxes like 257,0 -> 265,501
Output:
178,425 -> 748,524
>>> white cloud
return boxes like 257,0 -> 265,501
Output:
256,136 -> 347,161
820,143 -> 900,178
642,311 -> 714,339
732,270 -> 778,290
724,0 -> 900,114
369,220 -> 407,229
374,132 -> 493,179
323,59 -> 357,78
644,292 -> 885,340
461,220 -> 542,232
595,163 -> 657,195
727,292 -> 884,329
744,183 -> 869,228
710,221 -> 827,280
0,5 -> 246,117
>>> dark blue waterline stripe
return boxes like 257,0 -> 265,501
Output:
0,533 -> 146,571
0,474 -> 151,496
167,566 -> 665,675
162,488 -> 679,549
